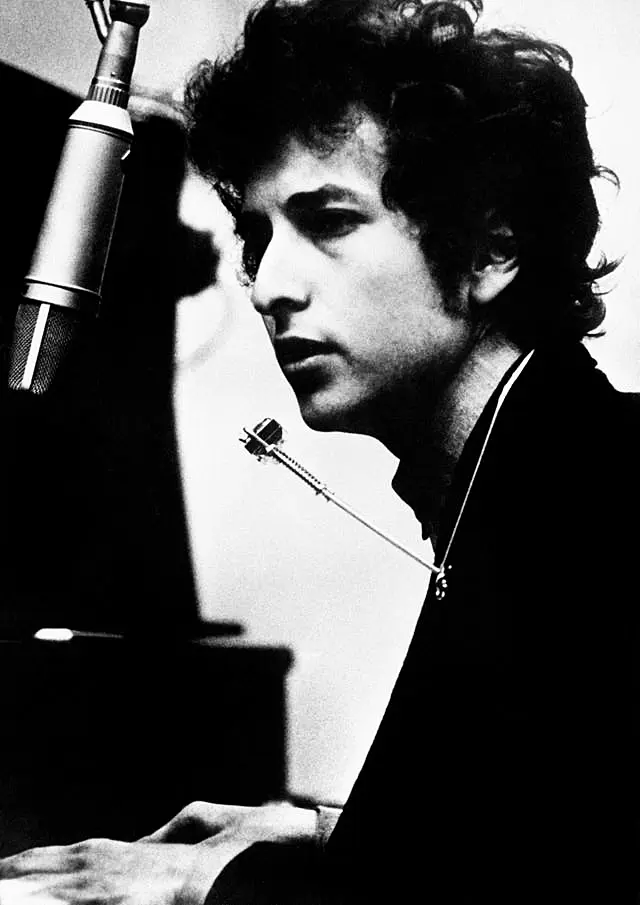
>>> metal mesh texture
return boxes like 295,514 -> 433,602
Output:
8,303 -> 78,394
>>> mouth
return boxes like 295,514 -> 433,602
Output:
274,337 -> 333,371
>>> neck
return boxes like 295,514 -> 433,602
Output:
436,328 -> 524,460
390,329 -> 523,541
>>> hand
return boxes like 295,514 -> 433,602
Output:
0,837 -> 240,905
140,800 -> 317,847
0,803 -> 317,905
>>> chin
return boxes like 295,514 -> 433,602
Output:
297,393 -> 375,437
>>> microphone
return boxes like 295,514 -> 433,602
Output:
8,1 -> 150,394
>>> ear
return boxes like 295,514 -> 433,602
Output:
469,216 -> 519,306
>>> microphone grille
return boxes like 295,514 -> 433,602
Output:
8,303 -> 80,395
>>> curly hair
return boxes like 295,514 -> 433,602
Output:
183,0 -> 617,345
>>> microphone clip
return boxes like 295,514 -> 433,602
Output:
86,1 -> 151,44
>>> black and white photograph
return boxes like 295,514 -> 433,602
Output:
0,0 -> 638,902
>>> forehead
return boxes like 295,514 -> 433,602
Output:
243,115 -> 387,211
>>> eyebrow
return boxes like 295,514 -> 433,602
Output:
287,185 -> 365,208
242,183 -> 367,217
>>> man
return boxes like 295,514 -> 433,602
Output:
0,0 -> 637,902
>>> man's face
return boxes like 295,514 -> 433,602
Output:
242,114 -> 474,441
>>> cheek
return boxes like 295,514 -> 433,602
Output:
350,249 -> 440,335
321,227 -> 447,355
344,255 -> 468,378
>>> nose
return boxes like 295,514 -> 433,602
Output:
250,227 -> 310,318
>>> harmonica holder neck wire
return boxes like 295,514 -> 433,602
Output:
241,352 -> 534,597
241,425 -> 440,576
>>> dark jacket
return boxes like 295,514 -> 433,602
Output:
211,342 -> 640,904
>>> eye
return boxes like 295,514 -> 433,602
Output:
297,209 -> 364,241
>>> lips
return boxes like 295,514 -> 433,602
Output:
274,337 -> 333,370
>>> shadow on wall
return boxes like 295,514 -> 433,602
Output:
0,62 -> 220,638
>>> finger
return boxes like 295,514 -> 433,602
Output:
138,803 -> 228,843
0,848 -> 79,879
0,877 -> 114,905
0,878 -> 67,905
137,804 -> 203,842
0,874 -> 88,894
140,821 -> 217,843
137,817 -> 181,843
0,840 -> 122,881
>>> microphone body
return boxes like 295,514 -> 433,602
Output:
9,2 -> 150,394
24,102 -> 132,318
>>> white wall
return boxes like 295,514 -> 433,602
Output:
2,0 -> 639,805
0,0 -> 250,98
173,190 -> 430,803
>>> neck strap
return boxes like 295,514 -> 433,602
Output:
433,349 -> 535,600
